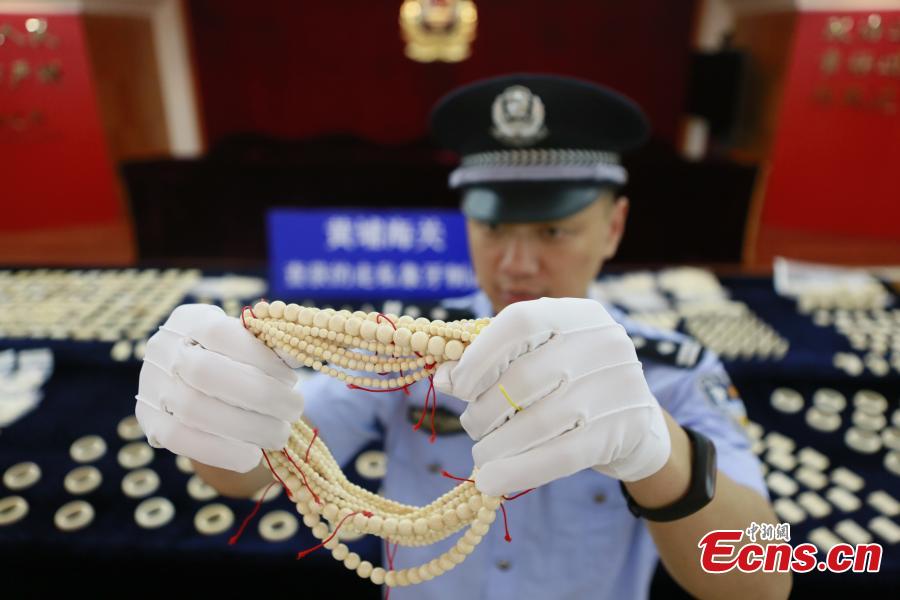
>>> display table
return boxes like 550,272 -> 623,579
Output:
0,269 -> 896,596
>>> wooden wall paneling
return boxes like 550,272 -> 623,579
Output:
82,13 -> 170,161
729,11 -> 797,162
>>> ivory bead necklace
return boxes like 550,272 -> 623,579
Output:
244,301 -> 503,589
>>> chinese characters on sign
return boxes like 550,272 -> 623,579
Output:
814,13 -> 900,115
268,210 -> 477,299
324,215 -> 447,252
1,18 -> 63,133
282,260 -> 477,292
0,18 -> 60,50
0,58 -> 63,87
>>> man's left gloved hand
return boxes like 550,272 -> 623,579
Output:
433,297 -> 671,497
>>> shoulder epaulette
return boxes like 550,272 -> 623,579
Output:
630,334 -> 704,369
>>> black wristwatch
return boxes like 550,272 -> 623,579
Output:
619,426 -> 717,522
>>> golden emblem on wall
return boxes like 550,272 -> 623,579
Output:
848,51 -> 875,76
824,16 -> 853,42
874,86 -> 897,115
858,14 -> 882,42
820,48 -> 841,75
889,19 -> 900,42
878,53 -> 900,78
399,0 -> 477,63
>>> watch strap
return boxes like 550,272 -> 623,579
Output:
619,426 -> 717,522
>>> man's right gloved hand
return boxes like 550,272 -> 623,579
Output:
135,304 -> 304,473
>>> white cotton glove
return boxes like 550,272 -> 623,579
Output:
135,304 -> 303,473
433,297 -> 671,497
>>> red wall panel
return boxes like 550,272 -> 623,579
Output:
761,11 -> 900,242
187,0 -> 697,148
0,12 -> 123,233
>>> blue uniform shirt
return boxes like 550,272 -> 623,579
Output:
300,291 -> 768,600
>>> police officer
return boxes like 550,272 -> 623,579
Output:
136,74 -> 791,599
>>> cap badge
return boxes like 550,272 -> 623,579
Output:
490,85 -> 548,146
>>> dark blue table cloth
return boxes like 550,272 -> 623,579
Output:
1,273 -> 897,597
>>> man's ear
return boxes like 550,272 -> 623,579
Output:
602,196 -> 629,260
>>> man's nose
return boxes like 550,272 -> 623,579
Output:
497,238 -> 540,276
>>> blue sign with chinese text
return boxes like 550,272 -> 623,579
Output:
267,209 -> 477,300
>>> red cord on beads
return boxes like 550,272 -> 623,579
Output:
343,323 -> 440,436
281,448 -> 321,505
296,510 -> 372,559
427,375 -> 437,442
376,312 -> 413,396
228,480 -> 277,545
411,397 -> 429,432
414,351 -> 439,441
383,539 -> 398,600
411,375 -> 438,442
261,449 -> 292,499
441,470 -> 475,484
348,376 -> 415,397
422,363 -> 437,430
411,376 -> 428,431
305,428 -> 318,463
239,305 -> 257,329
499,504 -> 512,542
407,359 -> 438,442
440,470 -> 531,543
249,451 -> 311,543
375,313 -> 396,329
503,488 -> 535,501
347,383 -> 414,393
385,538 -> 398,570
